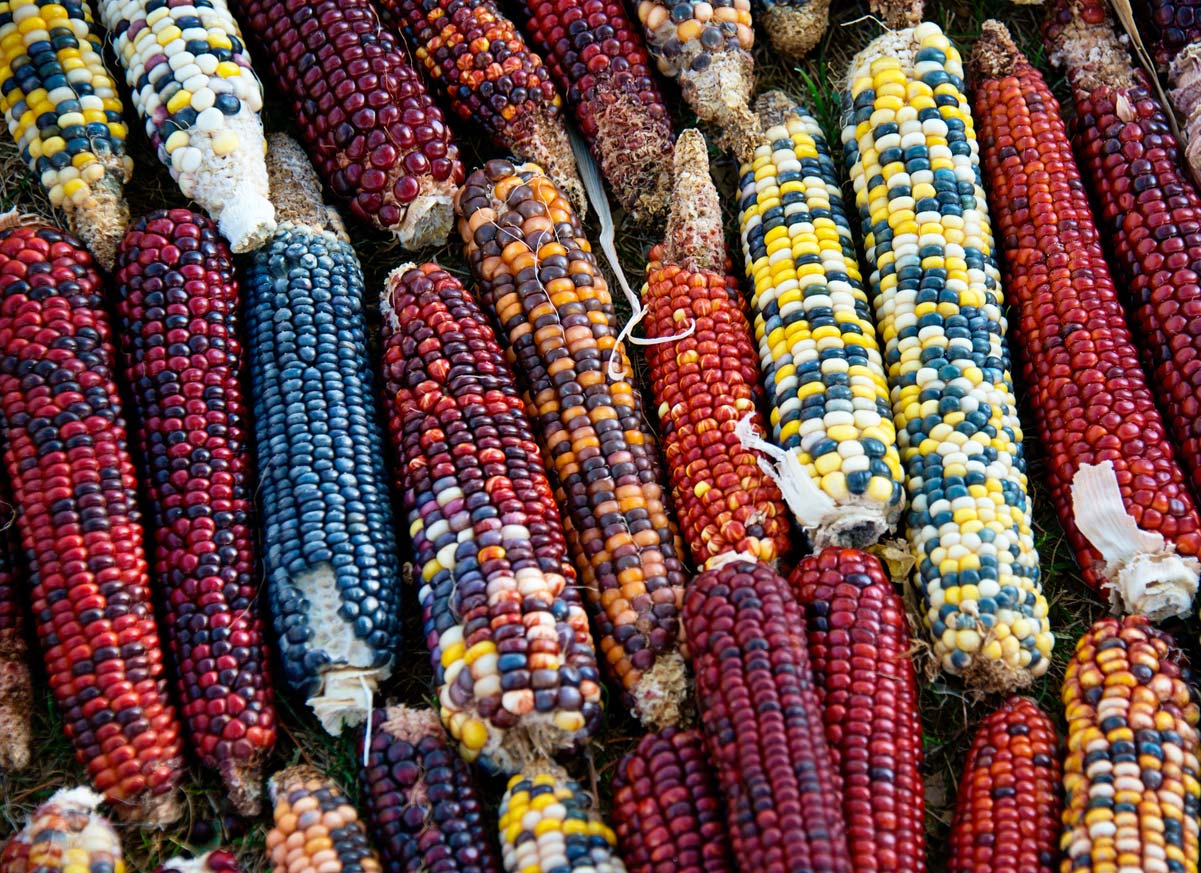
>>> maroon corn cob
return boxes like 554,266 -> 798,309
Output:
156,851 -> 244,873
0,223 -> 186,823
0,465 -> 31,772
231,0 -> 463,247
113,209 -> 276,816
787,547 -> 924,873
610,727 -> 735,873
1139,0 -> 1201,70
683,558 -> 852,873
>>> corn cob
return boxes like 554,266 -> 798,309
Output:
641,129 -> 791,568
787,547 -> 924,872
0,787 -> 123,873
947,696 -> 1060,873
113,208 -> 275,814
232,0 -> 461,248
0,466 -> 31,772
509,0 -> 675,221
360,705 -> 504,872
739,91 -> 904,549
0,223 -> 186,823
609,726 -> 735,873
841,23 -> 1053,690
751,0 -> 827,60
634,0 -> 755,159
379,262 -> 602,768
155,851 -> 242,873
245,134 -> 402,735
1170,45 -> 1201,190
974,21 -> 1201,621
684,558 -> 852,873
456,160 -> 688,729
267,765 -> 385,873
0,0 -> 131,268
1060,616 -> 1200,873
97,0 -> 273,252
498,760 -> 625,873
1140,0 -> 1201,69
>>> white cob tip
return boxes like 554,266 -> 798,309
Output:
219,193 -> 277,254
47,786 -> 106,812
307,666 -> 383,736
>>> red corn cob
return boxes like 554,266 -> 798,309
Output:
684,558 -> 852,873
113,209 -> 276,816
156,851 -> 244,873
610,726 -> 735,873
973,20 -> 1201,621
787,547 -> 924,873
0,466 -> 31,772
231,0 -> 463,247
1140,0 -> 1201,70
642,129 -> 791,568
512,0 -> 675,221
0,787 -> 122,871
0,223 -> 186,824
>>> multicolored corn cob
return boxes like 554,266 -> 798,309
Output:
510,0 -> 675,221
245,135 -> 402,735
456,160 -> 688,729
360,705 -> 504,872
267,765 -> 385,873
841,23 -> 1053,690
498,761 -> 625,873
379,263 -> 602,768
0,0 -> 131,267
97,0 -> 274,252
610,727 -> 735,873
0,466 -> 31,772
739,91 -> 904,549
1060,616 -> 1200,872
233,0 -> 462,247
1046,0 -> 1201,507
788,547 -> 923,872
0,788 -> 123,873
381,0 -> 585,216
113,209 -> 276,814
634,0 -> 755,159
1141,0 -> 1201,69
641,129 -> 790,568
684,558 -> 851,873
947,696 -> 1060,873
0,223 -> 186,823
155,851 -> 243,873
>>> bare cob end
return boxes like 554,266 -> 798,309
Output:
507,108 -> 588,218
70,170 -> 130,271
265,135 -> 348,239
759,0 -> 831,61
664,129 -> 723,272
588,86 -> 673,224
1044,0 -> 1137,92
187,112 -> 277,253
868,0 -> 922,28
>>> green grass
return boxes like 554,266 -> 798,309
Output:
0,0 -> 1127,870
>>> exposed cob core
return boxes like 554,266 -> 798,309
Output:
0,472 -> 31,772
753,0 -> 828,60
156,851 -> 243,873
0,0 -> 131,267
973,20 -> 1201,621
0,787 -> 124,872
842,23 -> 1053,690
267,765 -> 385,873
739,91 -> 904,549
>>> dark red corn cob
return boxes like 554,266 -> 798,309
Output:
1139,0 -> 1201,70
156,850 -> 244,873
0,223 -> 186,823
360,705 -> 504,873
683,558 -> 852,873
787,547 -> 924,873
113,209 -> 276,816
610,727 -> 735,873
947,696 -> 1061,873
0,465 -> 31,772
231,0 -> 463,247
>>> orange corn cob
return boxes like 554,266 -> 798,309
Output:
267,765 -> 384,873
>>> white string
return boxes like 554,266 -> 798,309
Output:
359,675 -> 373,768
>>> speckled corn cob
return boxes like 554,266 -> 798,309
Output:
684,558 -> 852,873
740,91 -> 904,549
948,696 -> 1060,873
0,0 -> 131,267
0,223 -> 186,823
752,0 -> 827,60
245,135 -> 402,735
0,467 -> 31,772
233,0 -> 462,247
511,0 -> 675,221
842,23 -> 1053,690
973,20 -> 1201,621
0,788 -> 123,873
498,761 -> 625,873
788,547 -> 924,872
113,209 -> 276,814
267,765 -> 385,873
97,0 -> 273,252
642,129 -> 790,567
610,727 -> 735,873
456,160 -> 688,729
379,262 -> 602,768
1060,616 -> 1200,873
634,0 -> 755,159
360,705 -> 504,873
155,851 -> 243,873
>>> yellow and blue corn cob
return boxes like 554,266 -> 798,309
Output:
840,23 -> 1053,690
0,0 -> 131,267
